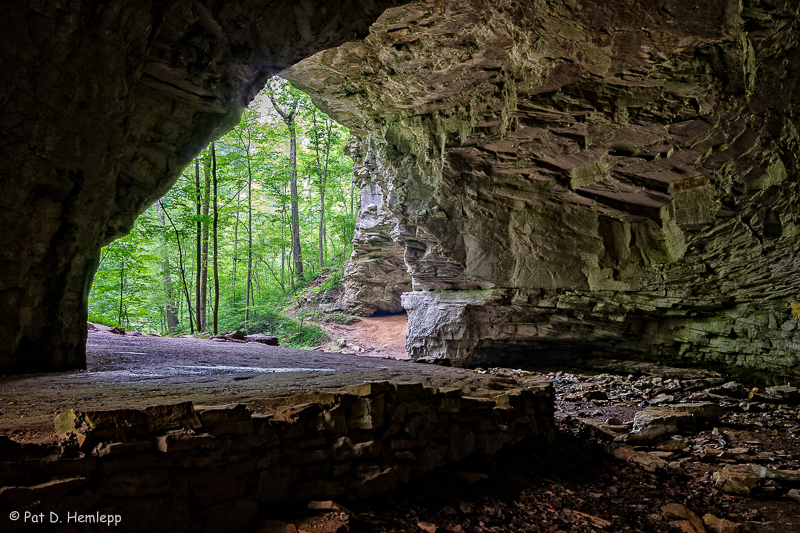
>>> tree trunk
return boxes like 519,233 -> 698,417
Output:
289,118 -> 303,283
266,78 -> 302,286
281,206 -> 287,292
318,185 -> 325,270
232,192 -> 240,307
118,256 -> 125,326
316,116 -> 332,271
212,142 -> 219,335
195,159 -> 202,332
245,152 -> 253,329
200,153 -> 211,331
156,199 -> 179,334
163,202 -> 194,334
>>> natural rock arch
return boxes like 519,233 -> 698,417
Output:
0,0 -> 401,375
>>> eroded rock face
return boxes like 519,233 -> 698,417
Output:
285,0 -> 800,375
0,0 -> 401,374
336,140 -> 412,316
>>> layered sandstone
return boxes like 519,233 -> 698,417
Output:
285,0 -> 800,376
336,140 -> 412,315
0,379 -> 553,532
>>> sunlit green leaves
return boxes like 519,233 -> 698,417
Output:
88,77 -> 357,342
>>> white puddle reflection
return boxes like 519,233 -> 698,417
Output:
181,365 -> 336,373
69,365 -> 337,380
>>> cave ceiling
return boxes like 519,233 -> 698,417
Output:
0,0 -> 401,374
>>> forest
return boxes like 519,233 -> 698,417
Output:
88,78 -> 357,348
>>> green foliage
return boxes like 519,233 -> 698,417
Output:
317,266 -> 345,291
87,312 -> 121,328
88,77 -> 357,340
244,309 -> 329,350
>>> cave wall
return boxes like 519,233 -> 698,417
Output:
285,0 -> 800,376
336,139 -> 412,316
0,0 -> 402,375
3,0 -> 799,377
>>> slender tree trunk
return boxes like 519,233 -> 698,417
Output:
232,192 -> 240,307
316,117 -> 332,271
266,78 -> 302,285
212,142 -> 219,335
118,257 -> 125,326
200,154 -> 211,331
163,202 -> 195,333
156,200 -> 178,333
318,186 -> 325,271
245,157 -> 253,329
195,159 -> 202,332
289,118 -> 303,283
282,187 -> 292,292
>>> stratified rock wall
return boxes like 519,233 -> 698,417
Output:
337,139 -> 412,315
285,0 -> 800,376
0,1 -> 402,374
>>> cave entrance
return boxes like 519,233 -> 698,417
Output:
88,78 -> 362,349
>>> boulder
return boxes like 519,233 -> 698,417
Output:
245,334 -> 280,346
671,403 -> 726,420
633,407 -> 695,432
713,464 -> 761,495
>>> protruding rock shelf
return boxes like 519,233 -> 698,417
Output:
0,378 -> 553,533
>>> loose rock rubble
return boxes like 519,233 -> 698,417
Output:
548,368 -> 800,531
259,368 -> 800,533
3,364 -> 800,532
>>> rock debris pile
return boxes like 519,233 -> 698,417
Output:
550,368 -> 800,531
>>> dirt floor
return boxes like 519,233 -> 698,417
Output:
0,318 -> 485,444
3,317 -> 800,532
319,313 -> 410,360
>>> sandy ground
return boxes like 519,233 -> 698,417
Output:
0,317 -> 490,444
319,314 -> 410,360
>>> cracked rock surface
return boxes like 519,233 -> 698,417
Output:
246,365 -> 800,533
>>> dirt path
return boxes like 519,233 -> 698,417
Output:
319,313 -> 410,360
0,325 -> 489,444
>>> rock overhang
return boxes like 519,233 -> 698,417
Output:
1,0 -> 798,376
285,0 -> 800,375
0,0 -> 405,375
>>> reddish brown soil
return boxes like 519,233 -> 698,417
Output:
319,314 -> 410,360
